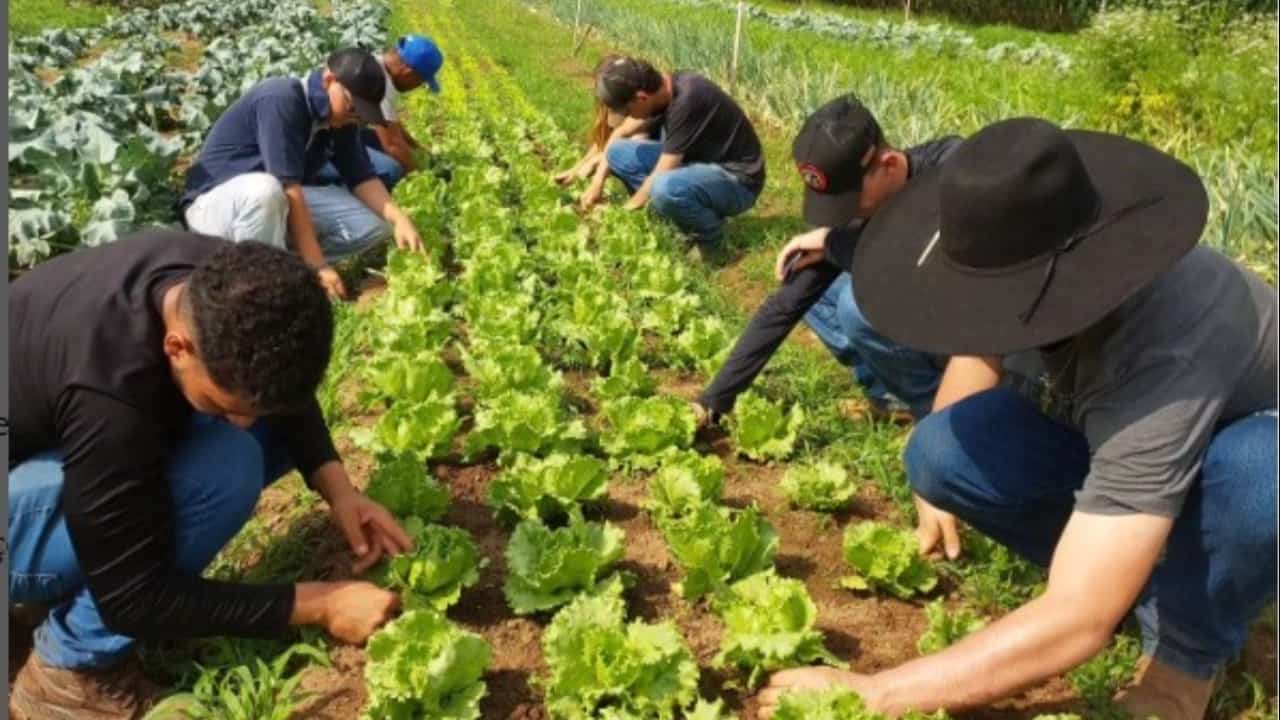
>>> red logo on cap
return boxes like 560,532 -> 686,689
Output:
797,163 -> 829,193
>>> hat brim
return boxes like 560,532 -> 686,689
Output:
803,185 -> 861,228
850,130 -> 1208,356
352,95 -> 388,126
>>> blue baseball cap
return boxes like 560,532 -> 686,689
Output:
397,35 -> 443,93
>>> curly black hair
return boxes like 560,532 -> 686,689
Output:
185,242 -> 333,415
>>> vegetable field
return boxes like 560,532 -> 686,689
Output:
7,0 -> 1277,718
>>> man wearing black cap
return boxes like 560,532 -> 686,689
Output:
694,95 -> 955,426
586,56 -> 764,245
182,47 -> 426,300
756,118 -> 1277,720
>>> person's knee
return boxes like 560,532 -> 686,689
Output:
1203,418 -> 1278,552
904,411 -> 965,509
240,173 -> 287,213
173,424 -> 265,545
605,141 -> 635,173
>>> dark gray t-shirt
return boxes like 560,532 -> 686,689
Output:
1042,246 -> 1278,517
661,72 -> 765,194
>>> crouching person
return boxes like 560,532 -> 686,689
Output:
585,56 -> 765,246
181,47 -> 425,300
755,118 -> 1277,720
8,230 -> 414,719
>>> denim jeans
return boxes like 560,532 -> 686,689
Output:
604,139 -> 757,243
905,387 -> 1278,679
804,272 -> 945,418
8,414 -> 293,669
315,145 -> 405,192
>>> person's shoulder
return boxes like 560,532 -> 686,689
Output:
247,77 -> 308,113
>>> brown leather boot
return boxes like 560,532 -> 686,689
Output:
9,653 -> 163,720
1114,655 -> 1220,720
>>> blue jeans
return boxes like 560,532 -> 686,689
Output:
316,145 -> 405,192
605,139 -> 758,243
906,387 -> 1278,678
804,272 -> 944,418
8,415 -> 293,669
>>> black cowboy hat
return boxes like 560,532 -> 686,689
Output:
850,117 -> 1208,356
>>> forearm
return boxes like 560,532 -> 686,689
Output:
290,581 -> 337,626
871,594 -> 1112,714
932,355 -> 1004,412
700,263 -> 841,413
284,187 -> 326,267
308,460 -> 358,506
353,178 -> 409,225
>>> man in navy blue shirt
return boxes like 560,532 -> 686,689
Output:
182,48 -> 425,299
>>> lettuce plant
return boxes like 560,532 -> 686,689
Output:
488,453 -> 610,525
659,503 -> 777,599
645,449 -> 725,520
841,521 -> 938,599
539,580 -> 699,720
377,519 -> 486,611
503,514 -> 625,615
728,392 -> 805,462
363,610 -> 490,720
712,570 -> 844,688
780,461 -> 858,512
364,453 -> 450,522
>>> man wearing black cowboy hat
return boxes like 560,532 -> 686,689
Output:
755,118 -> 1277,720
182,47 -> 426,301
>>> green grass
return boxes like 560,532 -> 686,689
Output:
7,0 -> 114,36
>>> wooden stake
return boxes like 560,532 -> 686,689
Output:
731,0 -> 745,93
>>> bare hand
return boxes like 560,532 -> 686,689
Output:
322,581 -> 401,645
691,401 -> 722,431
774,227 -> 831,282
329,492 -> 415,575
392,219 -> 424,254
756,667 -> 877,719
317,266 -> 347,301
623,195 -> 646,211
554,168 -> 576,186
914,493 -> 963,560
579,184 -> 604,211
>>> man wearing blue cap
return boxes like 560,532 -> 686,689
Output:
317,34 -> 445,191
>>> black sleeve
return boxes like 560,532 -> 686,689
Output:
699,262 -> 842,415
57,389 -> 295,640
266,399 -> 340,484
823,223 -> 862,273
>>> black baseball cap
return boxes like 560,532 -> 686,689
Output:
327,47 -> 388,125
792,94 -> 884,227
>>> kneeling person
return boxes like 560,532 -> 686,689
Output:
588,56 -> 765,245
317,34 -> 445,191
182,47 -> 425,299
8,230 -> 412,719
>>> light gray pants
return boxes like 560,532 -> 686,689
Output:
184,172 -> 390,261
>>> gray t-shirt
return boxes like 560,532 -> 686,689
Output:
1042,246 -> 1278,517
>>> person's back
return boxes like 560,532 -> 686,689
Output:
664,72 -> 765,195
10,230 -> 222,465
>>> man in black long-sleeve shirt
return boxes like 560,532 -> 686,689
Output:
694,95 -> 959,424
8,230 -> 411,719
